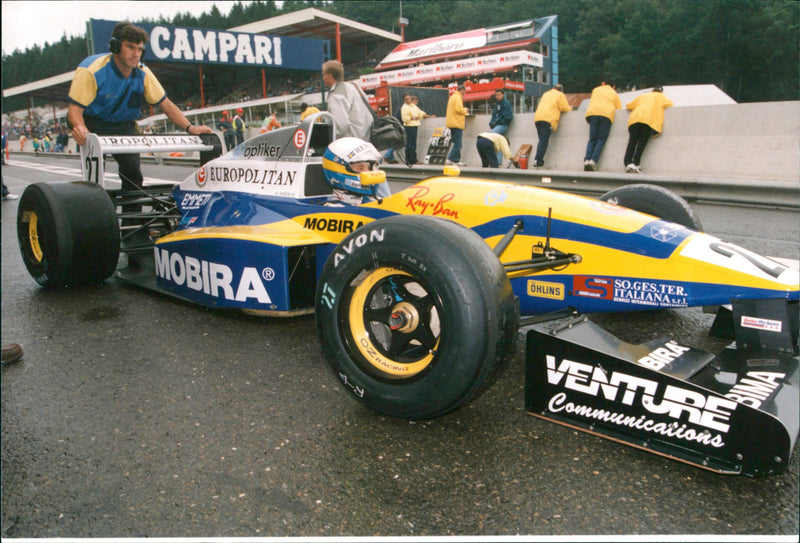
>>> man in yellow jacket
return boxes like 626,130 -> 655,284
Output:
623,85 -> 673,173
583,82 -> 621,171
533,84 -> 571,168
445,84 -> 468,165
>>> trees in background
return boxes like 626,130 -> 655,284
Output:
2,0 -> 798,113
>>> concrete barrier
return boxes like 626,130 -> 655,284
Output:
415,100 -> 800,184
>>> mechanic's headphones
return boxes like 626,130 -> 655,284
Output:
109,35 -> 145,60
108,36 -> 121,54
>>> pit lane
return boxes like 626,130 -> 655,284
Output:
1,157 -> 798,539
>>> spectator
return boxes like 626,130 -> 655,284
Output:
321,60 -> 373,140
445,84 -> 468,166
261,112 -> 282,133
300,102 -> 320,121
489,89 -> 514,163
232,108 -> 246,145
583,82 -> 621,171
55,129 -> 69,152
401,95 -> 431,164
2,133 -> 17,199
217,111 -> 235,151
476,132 -> 517,168
67,21 -> 211,209
623,86 -> 673,173
533,84 -> 570,168
489,89 -> 513,135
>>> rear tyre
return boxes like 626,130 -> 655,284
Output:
599,183 -> 703,231
17,182 -> 120,288
316,215 -> 519,420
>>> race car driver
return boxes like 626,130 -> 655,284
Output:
322,137 -> 391,205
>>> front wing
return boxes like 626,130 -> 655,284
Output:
524,300 -> 799,477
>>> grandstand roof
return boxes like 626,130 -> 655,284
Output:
3,8 -> 401,107
230,7 -> 400,43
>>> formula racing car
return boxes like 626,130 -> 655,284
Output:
16,112 -> 799,476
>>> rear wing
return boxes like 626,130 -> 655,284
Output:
80,133 -> 223,187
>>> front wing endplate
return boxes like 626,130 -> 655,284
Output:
524,315 -> 799,477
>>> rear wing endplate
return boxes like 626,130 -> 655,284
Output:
80,132 -> 223,188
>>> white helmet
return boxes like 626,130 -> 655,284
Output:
322,137 -> 383,196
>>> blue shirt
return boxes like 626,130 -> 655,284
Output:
68,53 -> 166,122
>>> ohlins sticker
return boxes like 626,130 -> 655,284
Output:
527,280 -> 565,300
195,165 -> 296,186
573,276 -> 688,307
545,355 -> 738,447
154,247 -> 271,303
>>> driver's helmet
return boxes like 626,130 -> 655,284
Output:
322,137 -> 383,196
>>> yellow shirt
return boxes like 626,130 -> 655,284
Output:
446,91 -> 468,129
301,106 -> 321,121
477,132 -> 513,159
534,88 -> 571,130
626,91 -> 674,133
585,84 -> 622,122
401,103 -> 425,127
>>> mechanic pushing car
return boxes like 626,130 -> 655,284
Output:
67,21 -> 212,209
322,137 -> 392,205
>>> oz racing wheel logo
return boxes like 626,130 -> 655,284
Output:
196,166 -> 207,186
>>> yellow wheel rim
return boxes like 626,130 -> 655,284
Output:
347,266 -> 440,379
28,212 -> 43,263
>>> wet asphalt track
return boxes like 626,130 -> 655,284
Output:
1,157 -> 798,539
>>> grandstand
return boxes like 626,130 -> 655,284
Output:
2,8 -> 400,140
2,10 -> 561,142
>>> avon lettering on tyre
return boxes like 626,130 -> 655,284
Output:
315,215 -> 519,419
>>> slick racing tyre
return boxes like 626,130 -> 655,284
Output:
17,182 -> 120,288
316,215 -> 519,420
599,183 -> 703,231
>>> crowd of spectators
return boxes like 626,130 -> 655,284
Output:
170,74 -> 325,113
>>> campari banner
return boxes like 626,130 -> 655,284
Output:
89,19 -> 329,70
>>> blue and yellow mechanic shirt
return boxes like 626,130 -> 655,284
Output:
68,53 -> 166,122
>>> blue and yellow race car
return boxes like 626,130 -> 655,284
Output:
16,112 -> 799,476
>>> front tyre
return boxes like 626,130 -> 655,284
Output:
17,182 -> 119,288
316,215 -> 519,419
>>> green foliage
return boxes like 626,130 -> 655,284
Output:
2,0 -> 798,114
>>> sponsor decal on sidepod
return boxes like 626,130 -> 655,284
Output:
154,247 -> 271,304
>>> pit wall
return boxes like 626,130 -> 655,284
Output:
414,101 -> 800,183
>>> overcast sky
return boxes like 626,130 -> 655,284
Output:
1,1 -> 254,55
